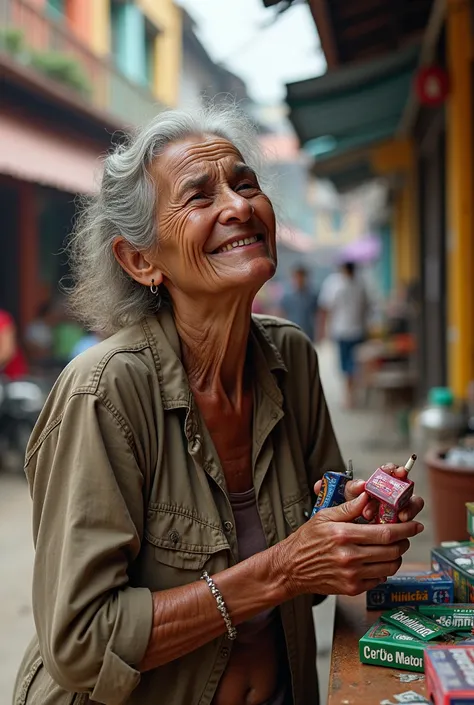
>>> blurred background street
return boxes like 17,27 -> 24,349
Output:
1,0 -> 474,703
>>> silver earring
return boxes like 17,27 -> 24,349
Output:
150,279 -> 159,295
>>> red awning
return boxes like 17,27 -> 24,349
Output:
0,111 -> 103,194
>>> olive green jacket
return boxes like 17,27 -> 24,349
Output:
14,309 -> 344,705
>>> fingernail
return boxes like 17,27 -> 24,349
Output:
416,523 -> 425,534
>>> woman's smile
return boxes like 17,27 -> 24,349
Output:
210,233 -> 266,255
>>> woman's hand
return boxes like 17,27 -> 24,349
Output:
279,492 -> 424,599
334,462 -> 425,523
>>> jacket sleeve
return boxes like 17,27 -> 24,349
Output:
26,392 -> 153,705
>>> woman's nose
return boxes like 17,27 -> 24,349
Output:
218,190 -> 254,224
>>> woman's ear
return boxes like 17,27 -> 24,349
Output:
113,237 -> 164,287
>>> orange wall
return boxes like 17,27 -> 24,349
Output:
66,0 -> 93,47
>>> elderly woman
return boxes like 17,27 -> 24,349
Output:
15,106 -> 424,705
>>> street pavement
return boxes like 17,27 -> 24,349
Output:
0,342 -> 433,705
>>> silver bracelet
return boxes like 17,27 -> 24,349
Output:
201,570 -> 237,640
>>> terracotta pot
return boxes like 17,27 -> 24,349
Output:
425,450 -> 474,544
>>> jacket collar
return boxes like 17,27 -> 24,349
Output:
142,308 -> 287,410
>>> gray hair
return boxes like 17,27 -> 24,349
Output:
66,103 -> 266,335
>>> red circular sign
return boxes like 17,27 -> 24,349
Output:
415,66 -> 450,106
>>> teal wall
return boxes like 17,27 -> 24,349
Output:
111,2 -> 148,86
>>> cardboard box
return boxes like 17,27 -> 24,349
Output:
431,542 -> 474,603
359,619 -> 426,672
467,503 -> 474,539
425,644 -> 474,704
366,571 -> 454,610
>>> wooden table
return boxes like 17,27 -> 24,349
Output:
327,593 -> 428,705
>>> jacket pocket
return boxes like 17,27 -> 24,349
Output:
15,656 -> 42,705
142,502 -> 231,589
153,545 -> 210,571
283,492 -> 312,532
14,639 -> 87,705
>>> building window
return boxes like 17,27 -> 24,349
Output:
109,1 -> 157,90
46,0 -> 65,21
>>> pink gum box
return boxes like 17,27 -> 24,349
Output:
365,467 -> 414,510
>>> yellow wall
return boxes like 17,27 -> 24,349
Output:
392,178 -> 417,285
86,0 -> 182,106
371,139 -> 418,286
90,0 -> 111,56
446,0 -> 474,397
138,0 -> 182,106
313,209 -> 364,246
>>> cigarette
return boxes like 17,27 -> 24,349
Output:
404,454 -> 417,474
346,459 -> 354,479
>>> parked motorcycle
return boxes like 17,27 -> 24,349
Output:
0,376 -> 49,472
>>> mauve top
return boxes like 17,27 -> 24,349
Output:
229,487 -> 291,705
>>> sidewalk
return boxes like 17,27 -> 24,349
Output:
0,343 -> 433,705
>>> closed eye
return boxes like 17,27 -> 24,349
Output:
187,192 -> 208,203
236,182 -> 258,193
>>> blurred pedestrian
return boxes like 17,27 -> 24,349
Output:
0,309 -> 27,380
279,265 -> 319,341
318,261 -> 369,409
24,299 -> 58,364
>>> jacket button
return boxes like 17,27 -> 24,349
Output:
223,521 -> 233,533
168,529 -> 180,544
221,647 -> 230,658
190,435 -> 201,452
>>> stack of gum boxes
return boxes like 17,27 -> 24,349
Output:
360,504 -> 474,676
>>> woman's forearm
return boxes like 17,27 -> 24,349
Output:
139,542 -> 290,672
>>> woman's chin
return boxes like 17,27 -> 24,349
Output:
233,256 -> 276,290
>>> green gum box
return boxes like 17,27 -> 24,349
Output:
418,604 -> 474,631
359,619 -> 426,672
381,607 -> 455,642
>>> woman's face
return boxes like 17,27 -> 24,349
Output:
149,134 -> 277,302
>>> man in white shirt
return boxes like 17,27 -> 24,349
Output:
318,261 -> 369,409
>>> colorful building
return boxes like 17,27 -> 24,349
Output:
0,0 -> 182,330
262,0 -> 474,402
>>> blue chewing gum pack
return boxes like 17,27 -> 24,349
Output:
311,461 -> 353,517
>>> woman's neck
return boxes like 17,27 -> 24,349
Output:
172,296 -> 253,407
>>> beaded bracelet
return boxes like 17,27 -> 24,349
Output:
201,570 -> 237,640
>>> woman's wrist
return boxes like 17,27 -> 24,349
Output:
266,538 -> 300,602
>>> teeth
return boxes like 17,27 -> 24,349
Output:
217,235 -> 259,253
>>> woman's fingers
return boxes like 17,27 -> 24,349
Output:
357,539 -> 411,564
334,519 -> 424,545
398,495 -> 424,522
344,479 -> 366,500
360,558 -> 403,580
313,479 -> 322,496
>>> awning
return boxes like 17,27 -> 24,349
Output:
286,45 -> 419,158
0,111 -> 103,194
